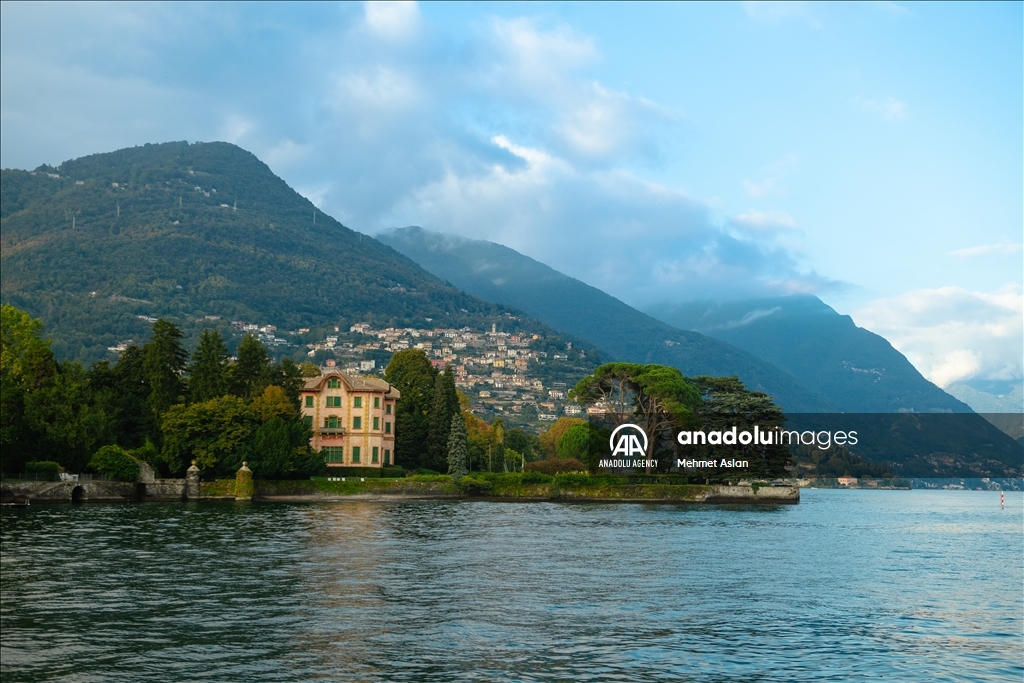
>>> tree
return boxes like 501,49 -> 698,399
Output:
230,333 -> 270,400
446,414 -> 468,481
271,357 -> 304,408
427,365 -> 460,471
250,417 -> 295,479
686,376 -> 791,479
252,385 -> 297,422
557,422 -> 590,460
144,319 -> 188,419
0,305 -> 57,474
385,350 -> 437,470
488,417 -> 506,472
160,395 -> 258,476
299,361 -> 321,378
572,363 -> 701,470
188,329 -> 229,403
539,417 -> 586,459
505,428 -> 540,463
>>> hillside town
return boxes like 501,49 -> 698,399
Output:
307,322 -> 595,425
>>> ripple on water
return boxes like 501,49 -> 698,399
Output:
1,490 -> 1022,682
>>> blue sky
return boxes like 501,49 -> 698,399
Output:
1,1 -> 1021,389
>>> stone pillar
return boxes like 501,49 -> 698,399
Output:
235,461 -> 253,501
185,460 -> 200,501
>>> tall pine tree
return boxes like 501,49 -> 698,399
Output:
143,319 -> 187,420
189,329 -> 229,403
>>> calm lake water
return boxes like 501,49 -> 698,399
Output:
1,490 -> 1022,682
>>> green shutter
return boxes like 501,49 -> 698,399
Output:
352,446 -> 360,463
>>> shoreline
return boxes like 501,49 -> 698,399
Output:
1,479 -> 799,505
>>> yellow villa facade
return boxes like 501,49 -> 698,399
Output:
300,371 -> 401,468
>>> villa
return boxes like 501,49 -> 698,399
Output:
300,371 -> 401,468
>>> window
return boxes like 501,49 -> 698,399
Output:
386,404 -> 392,415
353,416 -> 362,429
372,446 -> 379,464
352,446 -> 360,463
326,396 -> 342,407
325,416 -> 342,429
303,415 -> 313,427
374,397 -> 380,408
322,446 -> 344,463
353,396 -> 362,408
384,449 -> 391,466
385,422 -> 391,434
328,378 -> 341,389
373,417 -> 380,430
305,395 -> 313,407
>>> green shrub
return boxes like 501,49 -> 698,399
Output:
381,466 -> 406,478
25,461 -> 61,480
88,445 -> 141,482
406,473 -> 452,482
526,458 -> 586,475
457,474 -> 494,495
412,468 -> 439,475
520,470 -> 553,484
553,472 -> 592,488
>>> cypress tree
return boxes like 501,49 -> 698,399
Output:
427,366 -> 459,472
188,329 -> 229,403
143,319 -> 187,420
446,413 -> 467,481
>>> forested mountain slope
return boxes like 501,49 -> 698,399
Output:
1,142 -> 555,360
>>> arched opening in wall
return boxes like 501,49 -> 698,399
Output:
135,483 -> 146,502
71,486 -> 84,504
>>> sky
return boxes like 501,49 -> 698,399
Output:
1,1 -> 1021,391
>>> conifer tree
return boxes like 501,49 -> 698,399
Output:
231,333 -> 270,400
427,365 -> 459,471
143,319 -> 188,419
188,329 -> 229,403
446,413 -> 468,481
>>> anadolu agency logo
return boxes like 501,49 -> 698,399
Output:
600,424 -> 658,469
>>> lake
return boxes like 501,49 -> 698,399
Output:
1,489 -> 1021,682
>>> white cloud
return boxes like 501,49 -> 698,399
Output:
949,242 -> 1023,258
853,284 -> 1023,388
733,210 -> 798,232
0,2 -> 838,308
363,1 -> 421,42
855,96 -> 908,121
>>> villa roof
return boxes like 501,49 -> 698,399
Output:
302,371 -> 401,399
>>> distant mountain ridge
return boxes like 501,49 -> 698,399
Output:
645,297 -> 971,414
378,227 -> 971,415
378,227 -> 834,413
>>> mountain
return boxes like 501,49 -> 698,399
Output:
645,296 -> 972,414
378,228 -> 1022,476
377,227 -> 834,413
1,142 -> 567,361
945,383 -> 1024,442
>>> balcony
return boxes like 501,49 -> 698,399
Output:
318,427 -> 347,435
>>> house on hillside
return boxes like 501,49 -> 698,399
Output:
300,371 -> 400,468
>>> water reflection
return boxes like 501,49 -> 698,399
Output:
1,492 -> 1021,682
